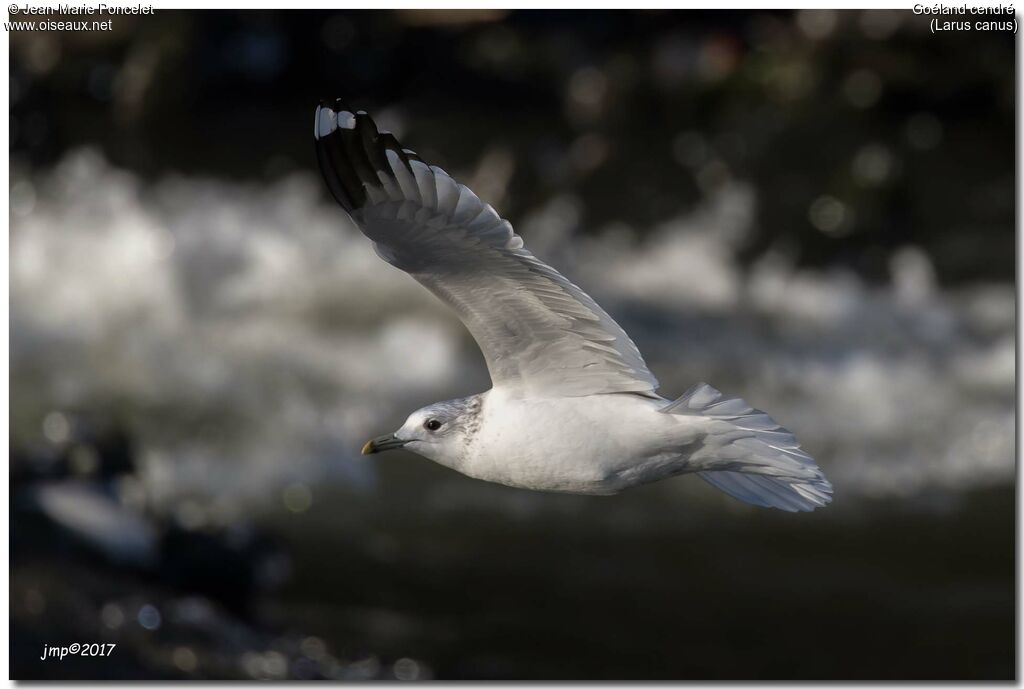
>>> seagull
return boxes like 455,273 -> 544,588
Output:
314,101 -> 832,512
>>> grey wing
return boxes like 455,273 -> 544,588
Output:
314,101 -> 658,398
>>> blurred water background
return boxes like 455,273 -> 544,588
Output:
9,9 -> 1014,679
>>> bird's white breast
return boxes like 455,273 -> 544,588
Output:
461,389 -> 704,494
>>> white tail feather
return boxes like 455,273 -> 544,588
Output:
663,383 -> 833,512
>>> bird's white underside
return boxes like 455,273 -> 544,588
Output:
454,390 -> 703,494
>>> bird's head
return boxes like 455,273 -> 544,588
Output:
361,396 -> 481,466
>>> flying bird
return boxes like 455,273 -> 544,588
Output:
314,101 -> 832,511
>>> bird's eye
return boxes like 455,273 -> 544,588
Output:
424,419 -> 442,431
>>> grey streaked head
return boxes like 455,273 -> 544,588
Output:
362,396 -> 482,466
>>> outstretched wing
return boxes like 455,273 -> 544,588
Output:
314,101 -> 658,398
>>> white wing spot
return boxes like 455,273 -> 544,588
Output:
315,107 -> 337,139
338,110 -> 356,130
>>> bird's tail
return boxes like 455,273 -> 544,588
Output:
662,383 -> 832,512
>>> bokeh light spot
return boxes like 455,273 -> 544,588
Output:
137,604 -> 162,630
808,195 -> 850,236
282,482 -> 313,513
797,9 -> 838,40
172,646 -> 198,673
42,411 -> 70,444
843,69 -> 882,108
101,602 -> 124,629
852,144 -> 895,187
394,657 -> 421,680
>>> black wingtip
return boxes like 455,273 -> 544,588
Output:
314,101 -> 427,215
314,100 -> 375,212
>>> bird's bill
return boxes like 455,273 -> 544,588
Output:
361,434 -> 409,455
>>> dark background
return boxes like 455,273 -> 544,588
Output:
9,9 -> 1015,680
11,9 -> 1015,282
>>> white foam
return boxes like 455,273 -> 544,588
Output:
10,150 -> 1014,514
